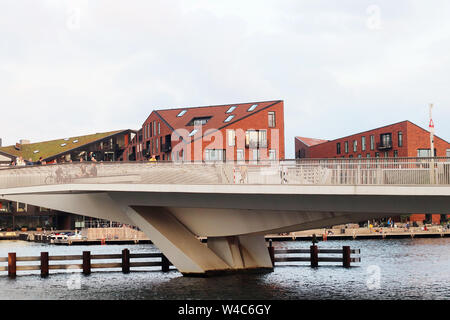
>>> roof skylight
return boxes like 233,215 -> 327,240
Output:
247,104 -> 258,112
226,106 -> 237,113
224,115 -> 235,123
177,110 -> 187,117
33,150 -> 39,154
73,139 -> 79,143
60,143 -> 67,147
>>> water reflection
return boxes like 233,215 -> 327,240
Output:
0,239 -> 449,299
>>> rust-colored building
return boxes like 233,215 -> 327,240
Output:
125,100 -> 285,162
295,120 -> 450,225
295,120 -> 450,159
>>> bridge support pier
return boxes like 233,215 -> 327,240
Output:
125,206 -> 273,276
207,235 -> 273,272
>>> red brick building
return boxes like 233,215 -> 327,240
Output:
296,120 -> 450,159
125,100 -> 285,162
295,120 -> 450,225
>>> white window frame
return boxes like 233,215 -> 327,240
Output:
227,130 -> 236,147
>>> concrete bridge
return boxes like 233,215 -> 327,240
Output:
0,158 -> 449,276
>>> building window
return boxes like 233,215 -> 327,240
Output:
349,155 -> 353,158
380,133 -> 392,148
358,154 -> 362,158
227,130 -> 235,147
398,131 -> 403,147
268,111 -> 276,128
353,140 -> 357,152
226,106 -> 237,113
344,141 -> 349,153
246,130 -> 264,148
150,122 -> 152,137
177,110 -> 187,117
236,149 -> 244,161
384,152 -> 388,158
336,143 -> 341,155
362,136 -> 366,151
158,122 -> 161,135
205,149 -> 225,161
366,153 -> 370,158
417,149 -> 436,157
224,115 -> 235,123
269,149 -> 276,160
370,135 -> 375,150
375,152 -> 380,158
258,130 -> 267,148
447,149 -> 450,157
252,149 -> 259,161
155,138 -> 159,153
394,150 -> 398,157
188,117 -> 212,126
248,104 -> 258,112
153,121 -> 156,136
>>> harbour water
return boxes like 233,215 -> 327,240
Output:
1,238 -> 450,300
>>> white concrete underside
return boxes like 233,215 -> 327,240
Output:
1,183 -> 449,275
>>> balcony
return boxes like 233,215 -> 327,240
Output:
376,141 -> 392,150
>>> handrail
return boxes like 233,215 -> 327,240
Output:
0,157 -> 449,187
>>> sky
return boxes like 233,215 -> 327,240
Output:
1,0 -> 450,158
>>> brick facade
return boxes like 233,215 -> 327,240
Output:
295,120 -> 450,225
126,100 -> 285,162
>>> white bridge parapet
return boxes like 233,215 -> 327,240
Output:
0,157 -> 449,189
0,158 -> 449,276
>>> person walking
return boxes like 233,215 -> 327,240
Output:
149,155 -> 157,163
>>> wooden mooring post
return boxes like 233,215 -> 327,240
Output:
40,252 -> 49,278
82,251 -> 91,275
122,249 -> 130,274
268,240 -> 275,267
343,246 -> 351,268
310,245 -> 319,268
8,252 -> 16,278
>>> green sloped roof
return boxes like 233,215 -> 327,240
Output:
0,130 -> 126,162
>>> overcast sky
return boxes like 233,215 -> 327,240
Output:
1,1 -> 450,158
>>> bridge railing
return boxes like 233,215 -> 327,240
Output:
0,157 -> 449,188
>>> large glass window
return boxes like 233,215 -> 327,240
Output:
398,131 -> 403,147
417,149 -> 436,157
370,135 -> 375,150
258,130 -> 267,148
344,141 -> 349,153
205,149 -> 225,161
362,136 -> 366,151
336,143 -> 341,155
353,140 -> 358,152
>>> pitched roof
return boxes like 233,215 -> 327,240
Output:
0,130 -> 128,162
153,100 -> 282,142
295,136 -> 328,147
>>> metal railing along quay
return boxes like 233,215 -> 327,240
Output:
0,157 -> 449,188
